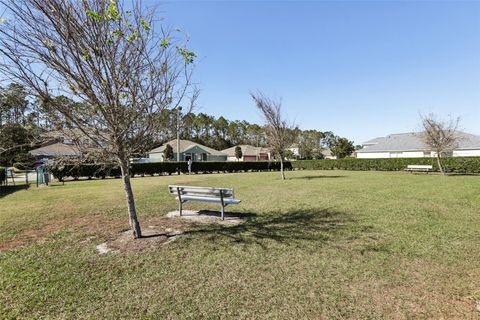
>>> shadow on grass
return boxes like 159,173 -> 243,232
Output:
0,184 -> 30,197
195,210 -> 257,219
186,208 -> 353,248
289,175 -> 346,180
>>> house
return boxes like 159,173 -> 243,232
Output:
29,129 -> 93,160
321,148 -> 337,160
286,143 -> 335,160
288,144 -> 300,159
42,129 -> 99,147
29,142 -> 81,159
221,145 -> 271,161
356,132 -> 480,159
148,139 -> 227,162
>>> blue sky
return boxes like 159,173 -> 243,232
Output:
154,0 -> 480,144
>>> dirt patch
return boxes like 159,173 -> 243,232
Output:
98,226 -> 185,253
0,215 -> 126,251
94,210 -> 243,254
1,210 -> 240,252
0,215 -> 192,252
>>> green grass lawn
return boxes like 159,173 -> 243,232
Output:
1,170 -> 479,319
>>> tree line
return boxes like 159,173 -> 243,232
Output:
0,82 -> 356,167
149,108 -> 356,159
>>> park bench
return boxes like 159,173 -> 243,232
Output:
168,185 -> 241,220
405,165 -> 433,173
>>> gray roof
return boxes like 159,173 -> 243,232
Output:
29,142 -> 80,157
357,132 -> 480,153
221,145 -> 270,157
149,139 -> 226,156
362,137 -> 386,146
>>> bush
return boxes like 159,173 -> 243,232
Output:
13,152 -> 36,169
188,161 -> 291,174
49,163 -> 122,181
13,162 -> 33,171
132,162 -> 186,176
292,157 -> 480,173
0,167 -> 6,184
50,161 -> 293,180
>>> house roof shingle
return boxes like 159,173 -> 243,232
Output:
29,142 -> 80,157
149,139 -> 226,156
357,132 -> 480,153
221,145 -> 270,157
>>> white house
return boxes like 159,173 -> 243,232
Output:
356,132 -> 480,159
287,144 -> 300,159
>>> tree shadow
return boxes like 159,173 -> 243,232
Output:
289,175 -> 346,180
185,208 -> 355,248
0,184 -> 30,197
196,210 -> 258,219
141,232 -> 178,239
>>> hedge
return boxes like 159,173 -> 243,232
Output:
50,161 -> 293,180
49,163 -> 121,180
0,167 -> 5,185
13,162 -> 33,170
292,157 -> 480,173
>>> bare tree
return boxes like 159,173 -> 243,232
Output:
251,92 -> 295,180
0,0 -> 197,238
421,114 -> 460,175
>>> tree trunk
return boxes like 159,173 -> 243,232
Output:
119,160 -> 142,238
436,154 -> 445,175
280,158 -> 285,180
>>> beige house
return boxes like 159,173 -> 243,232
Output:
222,145 -> 271,161
322,148 -> 337,160
29,129 -> 97,160
29,143 -> 81,159
148,139 -> 227,162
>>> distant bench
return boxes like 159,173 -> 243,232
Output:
168,185 -> 241,220
405,165 -> 433,173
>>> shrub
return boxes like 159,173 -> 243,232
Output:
49,163 -> 122,181
12,152 -> 36,169
50,161 -> 293,180
131,162 -> 186,176
13,162 -> 33,171
0,167 -> 6,184
292,157 -> 480,173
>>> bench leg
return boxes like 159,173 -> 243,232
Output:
220,204 -> 224,220
179,201 -> 183,216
